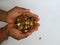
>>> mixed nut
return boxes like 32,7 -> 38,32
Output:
14,14 -> 37,33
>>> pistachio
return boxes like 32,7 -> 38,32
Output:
25,26 -> 28,29
24,30 -> 28,32
17,18 -> 20,22
17,23 -> 21,26
25,21 -> 29,24
17,25 -> 23,30
30,21 -> 33,25
24,24 -> 30,29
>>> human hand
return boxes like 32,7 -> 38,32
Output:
7,6 -> 40,40
0,6 -> 40,41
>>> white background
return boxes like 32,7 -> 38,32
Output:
0,0 -> 60,45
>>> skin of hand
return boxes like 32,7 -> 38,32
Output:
0,25 -> 8,43
0,10 -> 8,43
0,6 -> 40,43
7,6 -> 40,40
0,10 -> 8,22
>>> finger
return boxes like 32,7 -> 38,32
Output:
26,12 -> 39,21
31,23 -> 40,31
7,24 -> 26,39
7,7 -> 26,23
8,28 -> 28,40
8,6 -> 26,18
0,25 -> 8,43
7,17 -> 14,23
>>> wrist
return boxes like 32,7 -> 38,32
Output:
0,10 -> 8,22
0,26 -> 9,43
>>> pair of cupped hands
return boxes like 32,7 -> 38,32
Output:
0,6 -> 39,41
